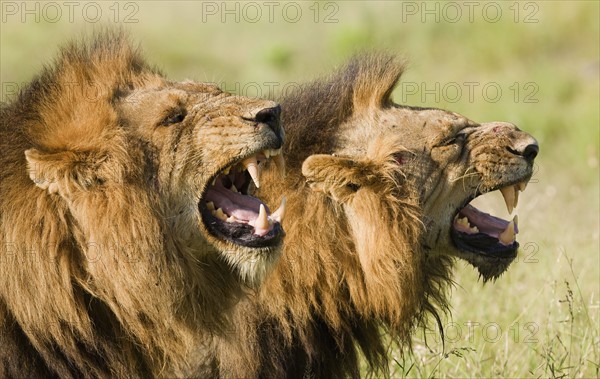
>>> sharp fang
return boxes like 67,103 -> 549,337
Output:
212,177 -> 217,186
263,150 -> 271,159
499,186 -> 516,214
517,181 -> 528,192
256,204 -> 269,230
242,156 -> 260,188
273,153 -> 286,178
499,220 -> 516,246
206,201 -> 215,211
271,197 -> 286,223
223,167 -> 230,175
513,185 -> 520,209
231,185 -> 238,193
513,215 -> 519,233
215,208 -> 227,221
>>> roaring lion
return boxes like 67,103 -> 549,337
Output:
214,54 -> 539,378
0,32 -> 286,377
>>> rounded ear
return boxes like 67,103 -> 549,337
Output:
302,154 -> 379,203
25,148 -> 113,200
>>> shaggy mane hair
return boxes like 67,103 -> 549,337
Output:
216,55 -> 454,378
0,32 -> 243,378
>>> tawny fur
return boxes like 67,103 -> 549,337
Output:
0,32 -> 282,378
214,55 -> 454,378
214,52 -> 538,378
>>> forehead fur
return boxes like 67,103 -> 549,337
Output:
13,31 -> 163,151
281,53 -> 406,168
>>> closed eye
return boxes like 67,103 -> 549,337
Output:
160,110 -> 187,126
439,133 -> 466,147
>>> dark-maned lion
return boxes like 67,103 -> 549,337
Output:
0,32 -> 286,377
215,54 -> 539,378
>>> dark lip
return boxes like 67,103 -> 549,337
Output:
198,201 -> 284,248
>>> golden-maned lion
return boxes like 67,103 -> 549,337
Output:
0,32 -> 286,377
215,54 -> 539,378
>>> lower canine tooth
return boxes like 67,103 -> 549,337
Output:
207,201 -> 215,211
231,185 -> 238,193
499,220 -> 516,246
256,204 -> 269,230
271,196 -> 286,223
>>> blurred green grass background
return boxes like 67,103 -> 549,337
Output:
1,1 -> 598,377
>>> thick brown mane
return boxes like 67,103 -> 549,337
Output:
0,32 -> 249,378
216,55 -> 454,378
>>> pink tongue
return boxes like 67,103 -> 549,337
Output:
459,204 -> 512,237
204,186 -> 268,222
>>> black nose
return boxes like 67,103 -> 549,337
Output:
522,143 -> 539,162
254,105 -> 281,133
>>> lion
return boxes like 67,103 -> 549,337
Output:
214,54 -> 539,378
0,32 -> 286,378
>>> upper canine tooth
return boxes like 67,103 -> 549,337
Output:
242,156 -> 260,188
499,186 -> 516,214
223,166 -> 231,175
499,220 -> 516,246
271,196 -> 286,223
273,153 -> 286,178
263,150 -> 271,159
513,186 -> 520,209
256,204 -> 269,230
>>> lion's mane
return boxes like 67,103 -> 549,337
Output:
0,33 -> 242,378
216,55 -> 454,378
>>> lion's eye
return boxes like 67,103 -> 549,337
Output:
440,133 -> 466,147
160,110 -> 187,126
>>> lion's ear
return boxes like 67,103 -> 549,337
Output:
25,148 -> 113,199
350,54 -> 405,114
302,154 -> 379,203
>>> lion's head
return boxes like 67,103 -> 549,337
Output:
299,55 -> 538,281
214,54 -> 539,378
0,32 -> 284,376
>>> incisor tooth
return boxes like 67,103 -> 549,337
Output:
242,156 -> 260,188
517,181 -> 528,192
231,185 -> 238,193
499,220 -> 516,246
471,226 -> 479,233
206,201 -> 215,211
270,148 -> 281,156
271,197 -> 286,223
256,204 -> 269,230
499,186 -> 516,214
226,215 -> 237,223
273,153 -> 286,178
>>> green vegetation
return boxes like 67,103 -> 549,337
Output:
1,1 -> 597,377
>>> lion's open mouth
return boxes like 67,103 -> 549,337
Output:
199,149 -> 286,248
451,181 -> 529,257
